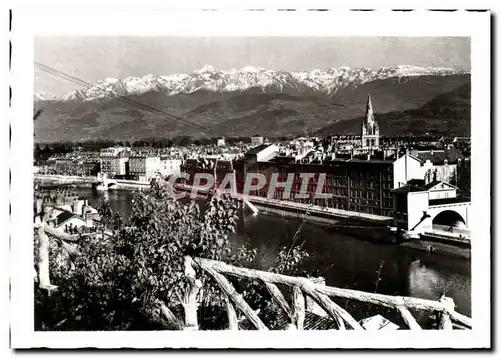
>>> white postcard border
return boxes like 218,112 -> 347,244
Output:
9,8 -> 491,349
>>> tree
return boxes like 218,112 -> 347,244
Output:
34,144 -> 42,165
35,182 -> 309,331
457,160 -> 471,196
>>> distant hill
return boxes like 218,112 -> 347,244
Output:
33,66 -> 470,142
316,83 -> 471,136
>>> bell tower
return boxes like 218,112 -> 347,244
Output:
361,93 -> 380,150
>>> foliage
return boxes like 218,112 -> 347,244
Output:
456,159 -> 471,196
35,183 -> 310,331
97,202 -> 124,232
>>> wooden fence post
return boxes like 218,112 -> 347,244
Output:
438,295 -> 454,330
265,282 -> 293,321
397,306 -> 422,330
183,256 -> 202,331
158,300 -> 184,330
292,286 -> 305,330
199,264 -> 268,330
225,295 -> 239,330
36,223 -> 58,292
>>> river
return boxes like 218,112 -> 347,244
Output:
74,187 -> 471,317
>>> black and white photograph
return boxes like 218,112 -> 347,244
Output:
8,8 -> 491,349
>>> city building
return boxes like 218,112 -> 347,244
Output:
217,137 -> 226,147
99,147 -> 130,177
251,135 -> 265,147
54,157 -> 77,174
129,155 -> 161,182
244,153 -> 424,217
181,158 -> 236,191
410,148 -> 465,184
361,94 -> 380,150
392,180 -> 470,233
81,160 -> 100,177
160,156 -> 182,178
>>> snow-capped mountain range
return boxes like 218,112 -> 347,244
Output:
35,65 -> 467,102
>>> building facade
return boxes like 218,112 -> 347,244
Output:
217,137 -> 226,147
99,147 -> 130,177
129,155 -> 161,182
160,157 -> 182,177
244,154 -> 423,218
392,180 -> 469,233
251,135 -> 265,147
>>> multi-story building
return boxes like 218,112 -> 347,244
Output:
392,180 -> 470,233
244,154 -> 423,218
81,160 -> 100,176
54,157 -> 76,175
410,147 -> 465,184
251,135 -> 265,147
181,158 -> 236,192
160,156 -> 182,178
99,147 -> 130,177
129,155 -> 161,182
217,137 -> 226,147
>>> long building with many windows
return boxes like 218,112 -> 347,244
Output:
243,154 -> 422,217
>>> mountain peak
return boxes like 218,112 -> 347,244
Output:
35,65 -> 468,102
194,65 -> 216,74
241,66 -> 263,73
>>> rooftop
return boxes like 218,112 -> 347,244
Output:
245,144 -> 272,156
392,185 -> 427,194
55,211 -> 78,227
429,197 -> 471,206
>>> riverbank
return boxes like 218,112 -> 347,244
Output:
60,186 -> 471,317
34,174 -> 151,190
34,175 -> 471,259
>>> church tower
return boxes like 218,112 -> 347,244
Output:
361,93 -> 380,149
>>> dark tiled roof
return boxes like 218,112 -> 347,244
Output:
407,179 -> 426,186
392,185 -> 426,194
55,211 -> 77,227
429,197 -> 471,206
246,144 -> 271,155
270,156 -> 295,164
417,148 -> 464,165
347,158 -> 395,164
421,180 -> 443,190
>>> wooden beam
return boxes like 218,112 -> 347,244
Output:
183,256 -> 202,331
438,296 -> 454,330
36,227 -> 57,292
397,306 -> 422,330
300,282 -> 360,330
198,264 -> 268,330
225,295 -> 239,330
292,286 -> 305,330
192,257 -> 454,314
450,311 -> 472,329
158,301 -> 184,330
265,282 -> 293,321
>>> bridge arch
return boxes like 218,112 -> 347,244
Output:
432,210 -> 466,228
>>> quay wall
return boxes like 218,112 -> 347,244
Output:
33,175 -> 471,258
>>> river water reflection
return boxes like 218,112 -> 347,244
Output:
76,188 -> 471,317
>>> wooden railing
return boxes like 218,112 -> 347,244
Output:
34,219 -> 472,331
165,256 -> 472,331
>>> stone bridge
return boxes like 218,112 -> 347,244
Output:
427,200 -> 471,229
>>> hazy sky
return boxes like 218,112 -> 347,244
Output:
35,37 -> 470,95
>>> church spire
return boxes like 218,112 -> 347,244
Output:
365,93 -> 373,116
